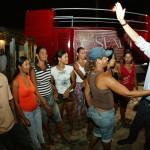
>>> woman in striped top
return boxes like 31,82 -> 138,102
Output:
30,46 -> 70,144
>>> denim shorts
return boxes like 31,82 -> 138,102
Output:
88,106 -> 115,143
41,92 -> 62,123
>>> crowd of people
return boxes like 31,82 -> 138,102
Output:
0,2 -> 150,150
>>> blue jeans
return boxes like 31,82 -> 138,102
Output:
127,97 -> 150,150
41,92 -> 62,123
88,106 -> 115,143
0,122 -> 34,150
23,107 -> 45,149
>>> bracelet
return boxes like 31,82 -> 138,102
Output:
121,21 -> 128,26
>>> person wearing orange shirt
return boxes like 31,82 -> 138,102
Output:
11,56 -> 50,150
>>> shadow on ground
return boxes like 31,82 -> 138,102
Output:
0,87 -> 145,150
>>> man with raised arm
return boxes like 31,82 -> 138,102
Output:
115,2 -> 150,150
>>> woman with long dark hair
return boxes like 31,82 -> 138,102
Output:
11,56 -> 49,150
51,50 -> 76,134
119,50 -> 138,127
29,46 -> 70,144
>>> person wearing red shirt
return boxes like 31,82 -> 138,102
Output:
119,50 -> 138,127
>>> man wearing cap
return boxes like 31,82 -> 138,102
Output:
84,47 -> 150,150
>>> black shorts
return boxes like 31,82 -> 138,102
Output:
57,91 -> 75,105
119,96 -> 130,107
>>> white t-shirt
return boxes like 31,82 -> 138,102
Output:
51,65 -> 73,94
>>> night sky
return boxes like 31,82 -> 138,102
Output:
0,0 -> 149,29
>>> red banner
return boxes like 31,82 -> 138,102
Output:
73,29 -> 129,61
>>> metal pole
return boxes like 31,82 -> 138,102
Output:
96,0 -> 99,26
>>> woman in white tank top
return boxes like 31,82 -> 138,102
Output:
73,47 -> 87,126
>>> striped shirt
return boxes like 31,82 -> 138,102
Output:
33,63 -> 52,97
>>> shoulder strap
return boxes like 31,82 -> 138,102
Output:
76,62 -> 81,67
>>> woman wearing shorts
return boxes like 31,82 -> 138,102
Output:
51,50 -> 76,134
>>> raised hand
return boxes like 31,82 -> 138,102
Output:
115,2 -> 126,21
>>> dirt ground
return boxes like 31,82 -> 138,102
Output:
49,86 -> 145,150
0,85 -> 145,150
